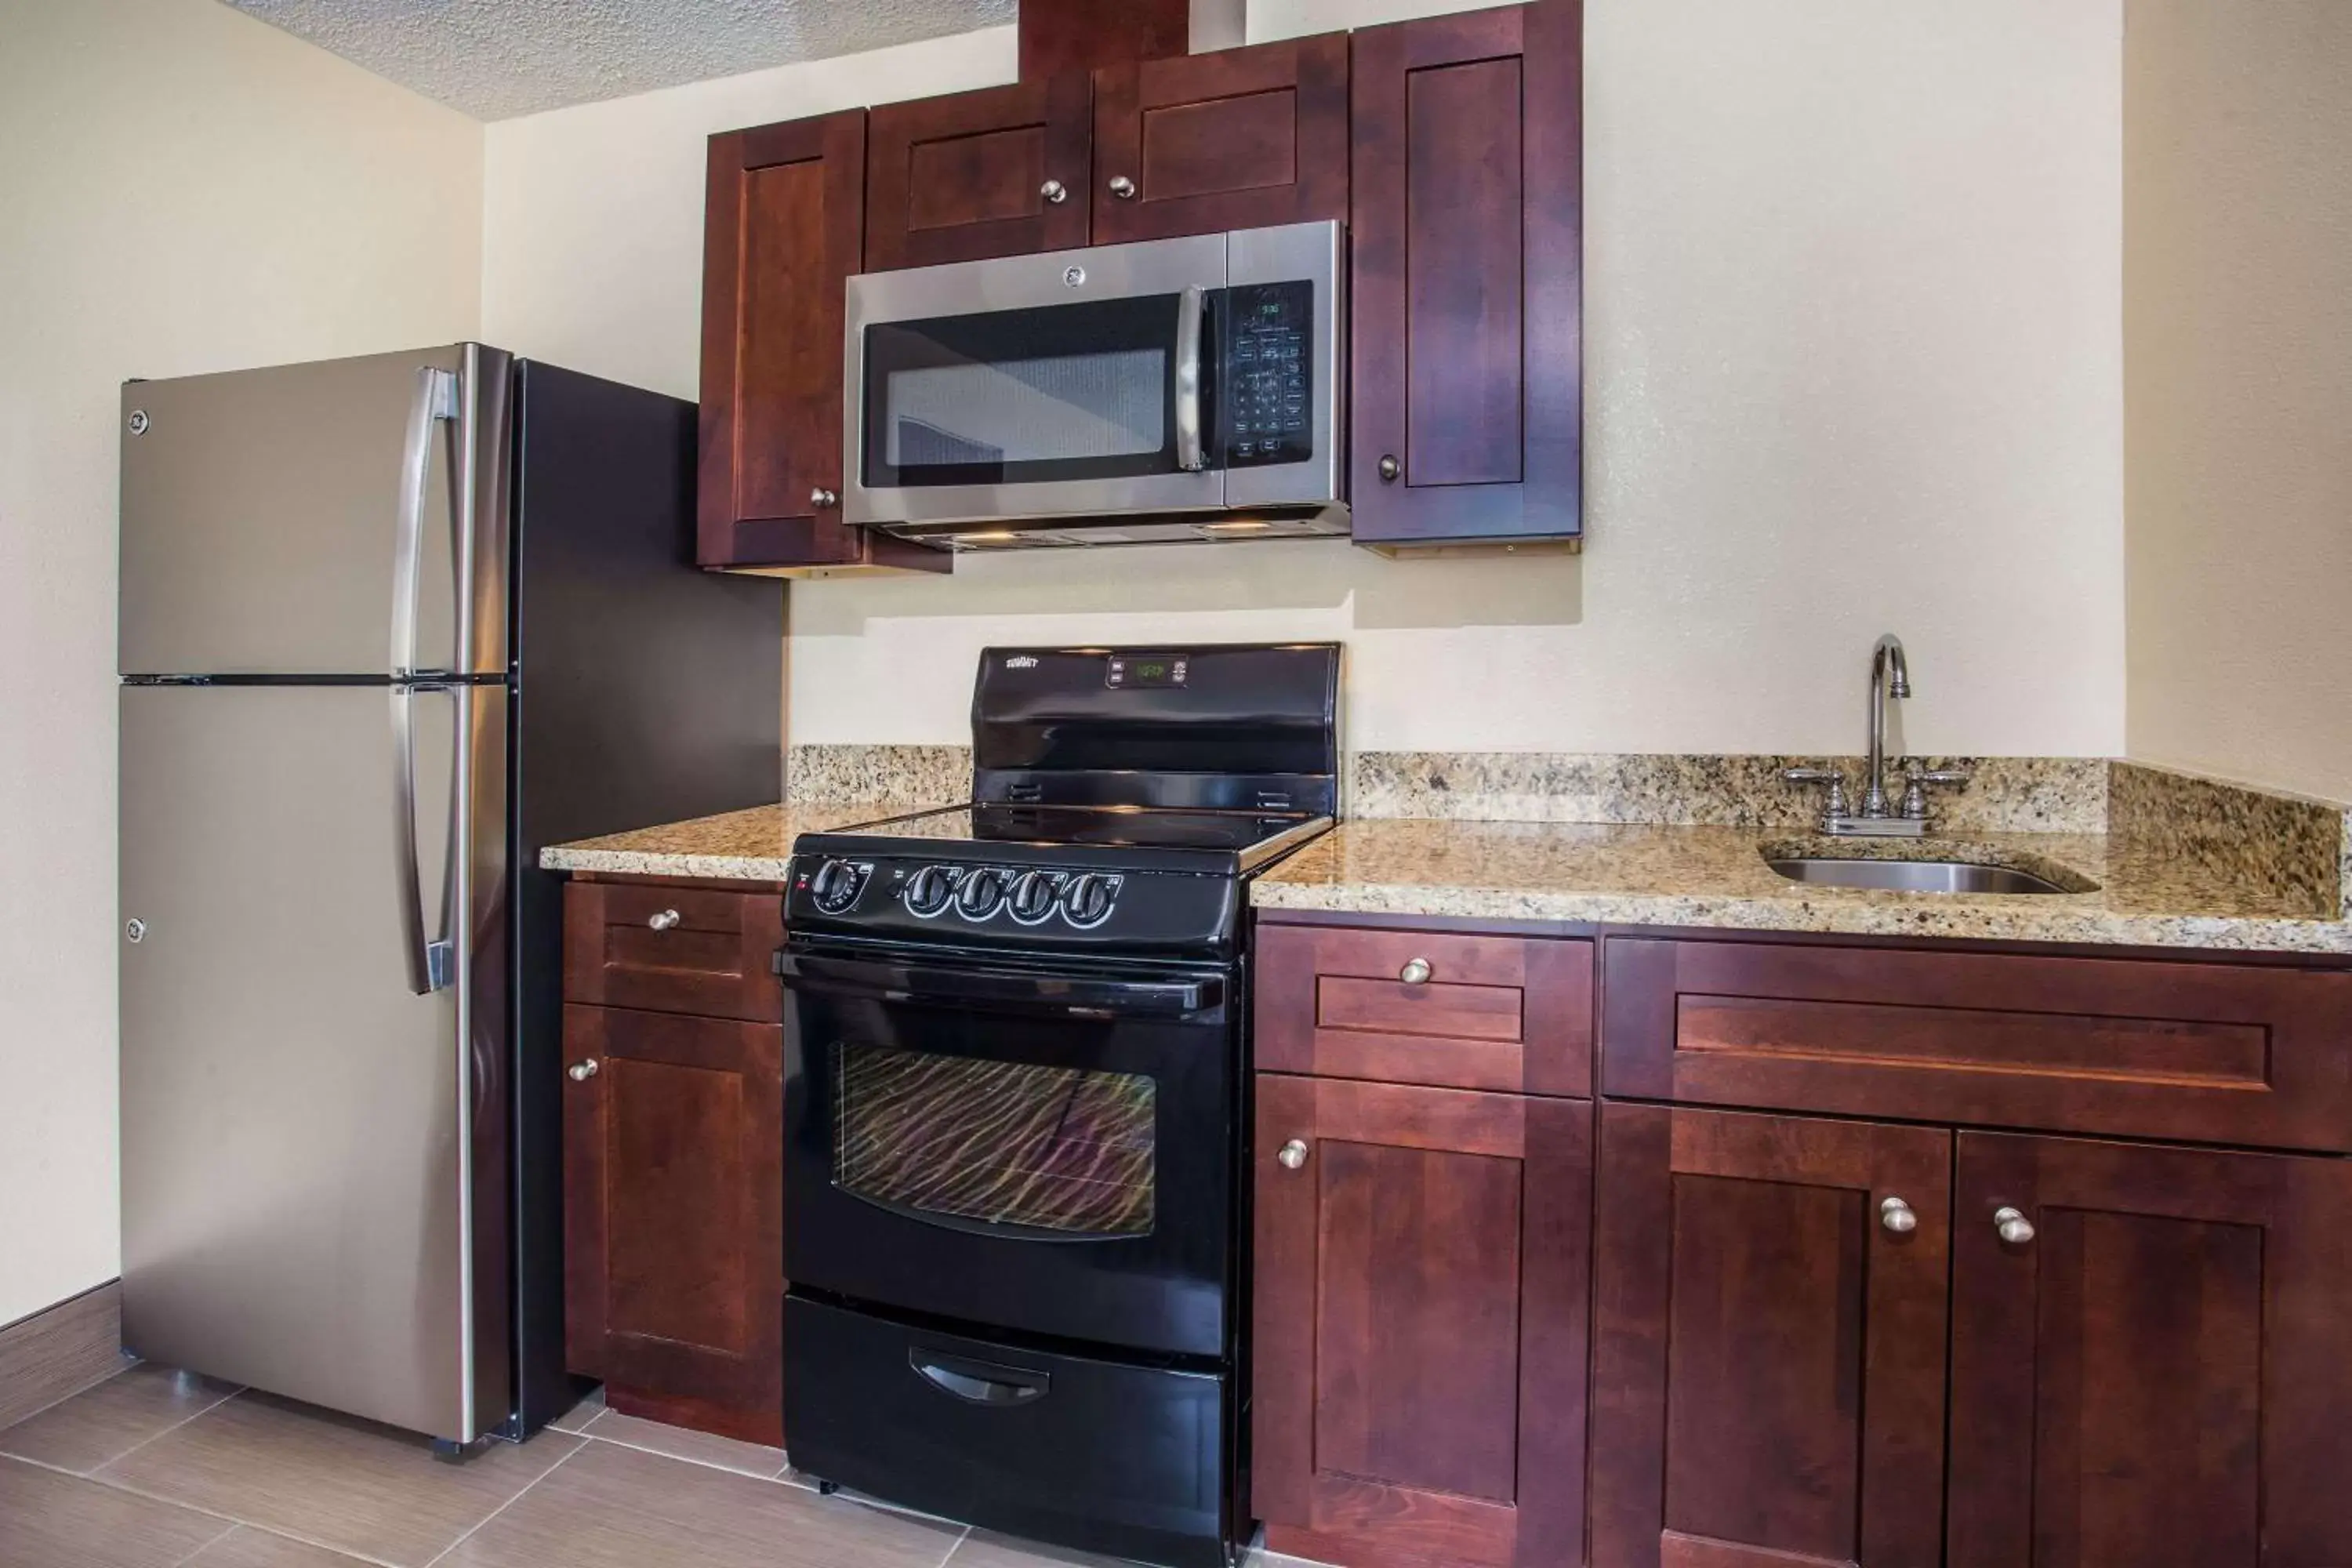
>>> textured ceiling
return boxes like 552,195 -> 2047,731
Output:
222,0 -> 1016,120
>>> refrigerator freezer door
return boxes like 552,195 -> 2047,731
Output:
119,681 -> 510,1442
120,345 -> 514,678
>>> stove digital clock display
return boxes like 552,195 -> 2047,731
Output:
1105,654 -> 1188,689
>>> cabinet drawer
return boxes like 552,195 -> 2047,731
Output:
1602,937 -> 2352,1152
564,880 -> 786,1022
1256,922 -> 1592,1095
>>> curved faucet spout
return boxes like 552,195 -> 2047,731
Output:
1865,634 -> 1910,815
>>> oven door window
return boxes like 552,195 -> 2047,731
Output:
833,1044 -> 1156,1239
862,295 -> 1185,489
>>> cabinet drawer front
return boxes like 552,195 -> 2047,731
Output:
1602,937 -> 2352,1152
564,880 -> 785,1022
1256,922 -> 1593,1095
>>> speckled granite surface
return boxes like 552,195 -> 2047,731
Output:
1348,753 -> 2107,833
539,804 -> 897,881
1253,819 -> 2352,954
786,746 -> 970,807
2109,761 -> 2349,920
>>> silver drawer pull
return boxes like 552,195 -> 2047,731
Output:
648,909 -> 681,932
1398,957 -> 1432,985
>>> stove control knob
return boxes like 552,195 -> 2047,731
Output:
904,866 -> 953,916
956,868 -> 1006,920
1062,873 -> 1115,928
808,858 -> 861,913
1008,870 -> 1058,923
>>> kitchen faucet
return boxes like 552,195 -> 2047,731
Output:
1784,633 -> 1969,837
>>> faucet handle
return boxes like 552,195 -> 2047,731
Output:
1900,766 -> 1972,820
1783,768 -> 1853,822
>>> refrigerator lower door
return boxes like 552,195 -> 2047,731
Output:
119,343 -> 514,680
120,681 -> 510,1443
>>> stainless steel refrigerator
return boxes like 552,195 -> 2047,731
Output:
118,343 -> 781,1447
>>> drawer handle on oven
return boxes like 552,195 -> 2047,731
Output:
910,1350 -> 1049,1407
648,909 -> 681,931
1399,956 -> 1432,985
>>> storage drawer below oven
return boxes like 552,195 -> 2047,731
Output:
785,1294 -> 1232,1568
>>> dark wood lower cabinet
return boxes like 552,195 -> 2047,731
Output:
1948,1132 -> 2352,1568
1590,1103 -> 1952,1568
562,1003 -> 783,1446
1253,1075 -> 1589,1568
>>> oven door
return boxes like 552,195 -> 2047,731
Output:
844,232 -> 1227,528
779,940 -> 1235,1359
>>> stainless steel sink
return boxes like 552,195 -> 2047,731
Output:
1765,856 -> 2074,895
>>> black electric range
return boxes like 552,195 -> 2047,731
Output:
775,643 -> 1340,1568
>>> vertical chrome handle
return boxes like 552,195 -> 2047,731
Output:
391,686 -> 454,995
391,367 -> 459,677
1174,285 -> 1207,473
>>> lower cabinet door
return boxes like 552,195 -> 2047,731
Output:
1253,1075 -> 1590,1568
1949,1132 -> 2352,1568
563,1004 -> 784,1446
1590,1104 -> 1951,1568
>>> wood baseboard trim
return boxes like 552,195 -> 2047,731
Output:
0,1280 -> 129,1432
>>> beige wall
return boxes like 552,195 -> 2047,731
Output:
2122,0 -> 2352,804
0,0 -> 481,1325
483,0 -> 2126,758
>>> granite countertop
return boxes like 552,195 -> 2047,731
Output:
539,804 -> 898,882
1252,819 -> 2352,955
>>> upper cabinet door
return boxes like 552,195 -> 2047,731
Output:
1590,1104 -> 1951,1568
866,75 -> 1094,270
1948,1134 -> 2352,1568
701,111 -> 881,571
1349,2 -> 1583,550
1090,34 -> 1349,244
1254,1076 -> 1590,1568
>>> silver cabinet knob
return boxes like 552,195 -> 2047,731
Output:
1880,1195 -> 1918,1234
648,909 -> 682,931
1277,1139 -> 1310,1171
1377,455 -> 1401,483
125,919 -> 147,944
1109,176 -> 1137,200
1040,179 -> 1068,205
568,1059 -> 601,1083
811,487 -> 839,510
1398,956 -> 1433,985
1994,1206 -> 2036,1245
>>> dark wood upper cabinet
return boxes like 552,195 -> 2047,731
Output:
700,111 -> 946,575
1090,33 -> 1349,244
1948,1133 -> 2352,1568
866,74 -> 1094,270
1591,1102 -> 1952,1568
1349,2 -> 1583,551
561,1002 -> 783,1447
1254,1075 -> 1589,1568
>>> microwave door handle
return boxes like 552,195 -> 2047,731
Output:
1174,284 -> 1207,472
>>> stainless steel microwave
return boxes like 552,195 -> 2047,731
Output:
843,221 -> 1345,550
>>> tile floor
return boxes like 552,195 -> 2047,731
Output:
0,1363 -> 1316,1568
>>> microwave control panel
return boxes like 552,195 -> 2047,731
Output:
1219,281 -> 1314,467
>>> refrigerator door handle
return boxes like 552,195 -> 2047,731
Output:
392,367 -> 459,677
392,685 -> 455,995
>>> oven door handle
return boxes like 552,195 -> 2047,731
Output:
774,949 -> 1225,1020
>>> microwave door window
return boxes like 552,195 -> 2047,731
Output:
863,295 -> 1184,488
